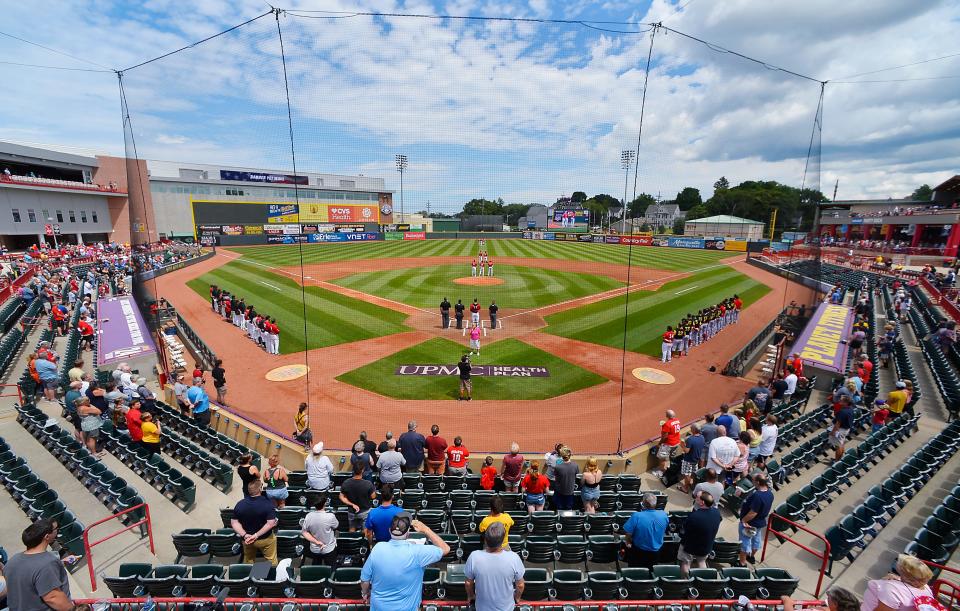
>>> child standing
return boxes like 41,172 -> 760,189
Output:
480,456 -> 497,490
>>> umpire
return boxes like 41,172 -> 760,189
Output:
455,299 -> 465,329
440,297 -> 451,329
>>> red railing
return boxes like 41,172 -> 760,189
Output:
0,383 -> 23,405
0,266 -> 36,304
73,598 -> 827,610
761,512 -> 830,598
920,276 -> 960,325
918,559 -> 960,609
83,503 -> 155,592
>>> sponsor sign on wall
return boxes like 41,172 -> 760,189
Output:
385,231 -> 404,241
620,236 -> 653,246
667,236 -> 705,249
221,225 -> 244,235
281,235 -> 309,244
395,364 -> 550,377
703,239 -> 726,250
792,303 -> 853,373
300,203 -> 380,223
336,224 -> 366,233
382,224 -> 412,232
543,232 -> 556,240
197,224 -> 221,235
263,225 -> 284,235
577,234 -> 595,242
267,203 -> 299,223
605,236 -> 622,244
280,224 -> 302,235
220,170 -> 308,185
724,239 -> 747,252
403,231 -> 426,241
243,225 -> 263,235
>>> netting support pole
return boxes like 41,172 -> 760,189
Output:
618,24 -> 659,455
274,8 -> 313,414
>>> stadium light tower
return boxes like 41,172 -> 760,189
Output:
395,154 -> 408,224
621,150 -> 635,230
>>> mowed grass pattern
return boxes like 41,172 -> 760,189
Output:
186,259 -> 409,353
543,267 -> 771,356
229,239 -> 736,271
331,264 -> 623,309
336,337 -> 606,400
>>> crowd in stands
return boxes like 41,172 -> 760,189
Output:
131,241 -> 202,273
660,293 -> 743,362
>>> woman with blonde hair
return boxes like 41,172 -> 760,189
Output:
862,554 -> 936,611
263,453 -> 290,508
580,458 -> 602,514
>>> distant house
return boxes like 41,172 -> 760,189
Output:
684,214 -> 765,240
641,204 -> 684,227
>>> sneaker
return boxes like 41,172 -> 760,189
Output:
747,554 -> 756,564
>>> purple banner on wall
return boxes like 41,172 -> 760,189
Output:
395,364 -> 550,377
792,302 -> 854,373
96,296 -> 157,366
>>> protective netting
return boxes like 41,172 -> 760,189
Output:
123,10 -> 823,454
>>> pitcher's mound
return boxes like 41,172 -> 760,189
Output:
454,276 -> 504,286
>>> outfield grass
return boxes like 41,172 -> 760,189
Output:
331,264 -> 623,309
186,259 -> 409,353
543,266 -> 771,356
229,239 -> 736,271
335,337 -> 606,400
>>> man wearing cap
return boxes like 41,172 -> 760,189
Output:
360,513 -> 450,611
465,521 -> 525,610
886,381 -> 908,418
305,442 -> 335,491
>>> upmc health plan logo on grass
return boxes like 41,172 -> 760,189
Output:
396,365 -> 550,377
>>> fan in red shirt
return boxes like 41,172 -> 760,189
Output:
424,425 -> 447,474
77,316 -> 95,351
654,409 -> 682,477
480,457 -> 497,490
521,461 -> 551,512
469,299 -> 481,326
857,354 -> 873,382
445,436 -> 470,476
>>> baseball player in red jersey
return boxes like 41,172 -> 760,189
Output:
487,260 -> 494,277
661,326 -> 675,363
471,259 -> 477,277
470,299 -> 481,325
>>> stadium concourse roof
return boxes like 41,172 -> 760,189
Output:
686,214 -> 764,224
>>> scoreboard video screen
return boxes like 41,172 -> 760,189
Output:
547,206 -> 590,233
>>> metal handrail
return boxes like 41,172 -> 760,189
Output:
761,512 -> 830,598
722,307 -> 789,377
83,503 -> 155,592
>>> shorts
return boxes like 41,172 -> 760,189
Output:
459,379 -> 472,393
677,544 -> 707,565
680,460 -> 697,476
748,447 -> 760,461
265,487 -> 289,501
42,379 -> 58,390
581,486 -> 600,502
470,339 -> 480,350
829,428 -> 850,448
215,384 -> 227,396
525,493 -> 545,507
739,522 -> 762,553
446,466 -> 467,476
657,443 -> 681,460
348,510 -> 369,531
84,429 -> 100,440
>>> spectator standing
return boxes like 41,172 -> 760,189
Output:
457,354 -> 473,401
301,494 -> 338,567
360,514 -> 448,611
733,431 -> 751,481
870,399 -> 890,432
580,457 -> 602,513
173,375 -> 190,414
365,485 -> 403,545
440,297 -> 451,329
231,480 -> 279,566
480,457 -> 497,490
738,474 -> 774,567
706,426 -> 738,475
521,461 -> 550,512
758,415 -> 779,467
398,420 -> 425,473
135,378 -> 156,414
783,367 -> 798,404
263,454 -> 289,508
76,397 -> 103,457
692,469 -> 724,508
377,439 -> 406,486
445,436 -> 470,476
305,443 -> 335,491
622,493 -> 669,569
185,383 -> 210,427
715,404 -> 739,438
140,413 -> 161,457
543,443 -> 563,484
211,359 -> 227,406
67,360 -> 84,383
293,403 -> 313,448
700,414 -> 719,451
678,492 -> 722,576
748,380 -> 771,414
424,425 -> 447,475
654,410 -> 682,478
35,356 -> 58,404
125,400 -> 143,448
4,519 -> 74,611
679,424 -> 704,494
500,443 -> 524,492
552,447 -> 578,510
377,432 -> 393,456
351,441 -> 375,482
886,381 -> 908,418
829,397 -> 855,463
478,495 -> 513,550
340,463 -> 377,532
237,454 -> 260,498
465,521 -> 525,611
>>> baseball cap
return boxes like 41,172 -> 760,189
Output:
895,381 -> 907,388
390,511 -> 413,538
875,399 -> 886,406
312,442 -> 324,454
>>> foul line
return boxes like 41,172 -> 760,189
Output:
675,285 -> 700,294
258,280 -> 283,292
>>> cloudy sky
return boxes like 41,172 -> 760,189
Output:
1,0 -> 958,213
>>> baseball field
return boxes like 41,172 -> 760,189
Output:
163,238 -> 798,452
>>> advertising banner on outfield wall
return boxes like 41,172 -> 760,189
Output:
306,232 -> 381,243
280,224 -> 301,235
724,239 -> 747,251
300,203 -> 380,223
197,224 -> 221,235
403,232 -> 426,240
385,231 -> 403,240
620,236 -> 653,246
282,235 -> 309,244
544,232 -> 556,240
267,203 -> 299,223
577,234 -> 594,242
221,225 -> 244,235
220,170 -> 308,185
262,225 -> 283,235
605,236 -> 621,244
703,239 -> 726,250
243,225 -> 263,235
667,236 -> 704,249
